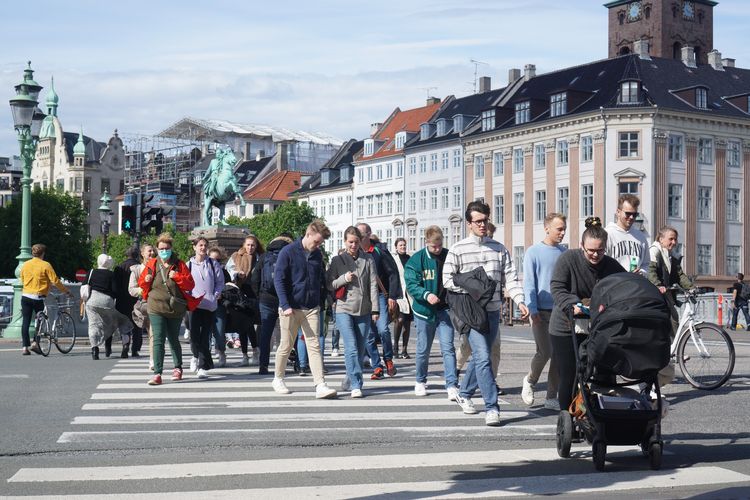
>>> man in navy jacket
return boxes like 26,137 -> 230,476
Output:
272,220 -> 337,399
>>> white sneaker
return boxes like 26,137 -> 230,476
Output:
239,355 -> 250,367
183,329 -> 190,340
485,409 -> 501,426
414,382 -> 428,397
216,352 -> 226,368
189,357 -> 198,373
341,376 -> 351,392
197,368 -> 209,379
543,398 -> 560,411
350,388 -> 363,398
330,348 -> 340,357
149,359 -> 154,371
315,382 -> 337,399
272,377 -> 291,394
446,386 -> 460,402
521,375 -> 535,406
456,395 -> 478,414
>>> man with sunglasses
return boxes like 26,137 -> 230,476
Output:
605,194 -> 650,274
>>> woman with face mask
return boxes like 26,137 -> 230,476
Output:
138,233 -> 197,386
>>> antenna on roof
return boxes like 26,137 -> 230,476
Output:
419,86 -> 438,99
470,59 -> 489,94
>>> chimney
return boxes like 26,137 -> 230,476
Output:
426,96 -> 441,106
370,122 -> 382,137
681,46 -> 697,68
256,150 -> 265,161
524,64 -> 536,81
244,142 -> 252,161
722,57 -> 736,68
707,50 -> 723,70
478,76 -> 491,93
633,40 -> 650,59
508,68 -> 521,84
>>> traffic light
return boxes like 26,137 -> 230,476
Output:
141,206 -> 162,234
121,205 -> 136,234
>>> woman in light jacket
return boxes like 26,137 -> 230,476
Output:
85,254 -> 133,360
326,226 -> 379,398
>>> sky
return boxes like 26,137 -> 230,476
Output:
1,0 -> 749,156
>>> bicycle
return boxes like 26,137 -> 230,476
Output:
34,293 -> 77,356
671,284 -> 735,390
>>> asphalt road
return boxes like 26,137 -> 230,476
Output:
1,324 -> 749,499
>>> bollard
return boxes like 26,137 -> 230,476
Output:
717,294 -> 723,326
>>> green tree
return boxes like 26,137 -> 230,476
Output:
0,189 -> 91,280
225,199 -> 318,246
89,225 -> 194,267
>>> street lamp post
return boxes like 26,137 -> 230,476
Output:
4,62 -> 44,339
98,189 -> 113,254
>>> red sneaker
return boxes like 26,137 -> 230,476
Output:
172,367 -> 183,381
385,359 -> 397,377
147,374 -> 162,386
371,367 -> 384,380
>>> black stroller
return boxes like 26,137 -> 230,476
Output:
556,273 -> 672,471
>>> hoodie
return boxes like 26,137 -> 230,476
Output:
604,222 -> 650,274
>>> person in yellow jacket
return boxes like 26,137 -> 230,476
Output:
19,244 -> 70,355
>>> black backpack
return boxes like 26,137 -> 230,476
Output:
739,283 -> 750,301
582,273 -> 671,381
260,251 -> 280,297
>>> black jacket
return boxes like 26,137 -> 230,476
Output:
365,240 -> 403,299
250,237 -> 291,308
114,258 -> 139,315
446,267 -> 498,335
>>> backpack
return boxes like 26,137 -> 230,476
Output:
260,251 -> 280,296
739,283 -> 750,301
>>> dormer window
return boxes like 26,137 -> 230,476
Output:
395,131 -> 407,150
453,114 -> 464,133
550,92 -> 567,117
364,139 -> 374,157
620,81 -> 640,103
696,87 -> 708,109
420,123 -> 431,140
436,119 -> 448,137
515,101 -> 530,124
340,166 -> 350,182
320,169 -> 331,186
481,109 -> 496,131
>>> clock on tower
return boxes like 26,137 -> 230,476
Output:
628,1 -> 642,21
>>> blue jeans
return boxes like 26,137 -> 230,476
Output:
731,302 -> 750,330
366,293 -> 394,366
459,310 -> 500,412
296,329 -> 308,369
211,304 -> 227,353
258,301 -> 278,369
415,309 -> 457,388
336,312 -> 370,390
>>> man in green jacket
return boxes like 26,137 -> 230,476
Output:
404,226 -> 459,401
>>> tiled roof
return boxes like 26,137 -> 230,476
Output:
356,102 -> 442,162
243,170 -> 303,202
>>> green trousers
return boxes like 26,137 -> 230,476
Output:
149,313 -> 183,375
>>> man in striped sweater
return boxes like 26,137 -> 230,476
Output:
443,201 -> 529,426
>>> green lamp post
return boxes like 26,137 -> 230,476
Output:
98,189 -> 113,254
4,62 -> 44,339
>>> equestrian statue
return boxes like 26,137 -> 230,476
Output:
201,148 -> 246,226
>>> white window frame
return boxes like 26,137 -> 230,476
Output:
697,244 -> 712,275
442,151 -> 449,170
419,155 -> 427,173
494,195 -> 504,224
409,191 -> 416,213
346,195 -> 352,213
453,186 -> 461,209
668,134 -> 684,162
385,193 -> 393,214
513,149 -> 524,173
727,188 -> 740,221
441,187 -> 449,209
618,132 -> 639,158
550,92 -> 567,117
727,141 -> 741,168
727,245 -> 741,276
395,191 -> 403,213
582,184 -> 594,217
513,192 -> 525,223
697,186 -> 712,220
535,190 -> 547,222
557,140 -> 569,166
515,101 -> 530,124
430,153 -> 438,172
698,138 -> 713,164
557,187 -> 569,216
430,188 -> 438,210
409,157 -> 417,175
534,144 -> 545,170
481,109 -> 496,131
620,81 -> 639,103
668,184 -> 683,218
493,151 -> 503,176
419,190 -> 427,211
696,88 -> 708,109
453,149 -> 462,168
474,155 -> 485,179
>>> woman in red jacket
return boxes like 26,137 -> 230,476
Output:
138,233 -> 198,386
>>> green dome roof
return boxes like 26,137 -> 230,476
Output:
73,128 -> 86,156
46,77 -> 59,107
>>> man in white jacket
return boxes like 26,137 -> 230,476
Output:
605,194 -> 650,273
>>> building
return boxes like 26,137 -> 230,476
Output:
31,79 -> 125,237
0,156 -> 21,208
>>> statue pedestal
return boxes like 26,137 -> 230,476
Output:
190,226 -> 250,259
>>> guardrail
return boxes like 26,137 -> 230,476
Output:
684,292 -> 745,329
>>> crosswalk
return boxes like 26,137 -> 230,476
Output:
6,347 -> 750,498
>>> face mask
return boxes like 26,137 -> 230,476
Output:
158,249 -> 172,260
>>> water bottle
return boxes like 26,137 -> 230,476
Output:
629,256 -> 639,272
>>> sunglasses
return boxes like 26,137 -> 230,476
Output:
621,211 -> 639,218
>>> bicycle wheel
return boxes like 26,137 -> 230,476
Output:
36,315 -> 52,357
54,311 -> 77,354
677,323 -> 735,390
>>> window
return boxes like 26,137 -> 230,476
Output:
69,177 -> 74,191
474,155 -> 485,179
367,166 -> 373,181
696,88 -> 708,109
481,109 -> 495,131
619,181 -> 639,195
419,190 -> 427,211
376,164 -> 383,180
697,244 -> 712,275
619,132 -> 639,158
366,196 -> 373,216
558,187 -> 569,216
419,155 -> 427,173
436,119 -> 448,137
493,152 -> 504,175
420,228 -> 425,247
581,136 -> 593,162
385,229 -> 392,249
101,178 -> 110,194
535,190 -> 547,221
441,187 -> 449,209
408,227 -> 417,252
346,195 -> 352,213
409,191 -> 416,213
409,157 -> 417,175
582,184 -> 594,217
358,168 -> 364,183
328,197 -> 335,216
453,149 -> 462,168
395,192 -> 403,213
668,135 -> 683,162
452,222 -> 461,244
364,139 -> 374,156
550,92 -> 567,117
253,204 -> 264,215
430,153 -> 438,171
340,167 -> 350,182
430,189 -> 438,210
84,177 -> 91,193
320,198 -> 327,216
386,163 -> 392,178
698,138 -> 713,164
420,123 -> 431,140
442,151 -> 449,170
697,186 -> 712,220
395,132 -> 406,150
513,149 -> 524,173
668,184 -> 682,218
515,101 -> 530,124
534,144 -> 545,170
727,141 -> 741,168
453,115 -> 464,133
557,140 -> 569,166
727,246 -> 741,276
376,194 -> 383,215
337,196 -> 343,214
336,231 -> 343,252
453,186 -> 461,208
56,178 -> 64,191
620,81 -> 639,103
513,246 -> 525,273
396,161 -> 404,177
727,188 -> 740,221
494,195 -> 504,224
357,197 -> 363,217
514,193 -> 525,223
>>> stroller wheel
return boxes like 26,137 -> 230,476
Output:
649,442 -> 662,470
556,411 -> 573,458
593,441 -> 606,472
